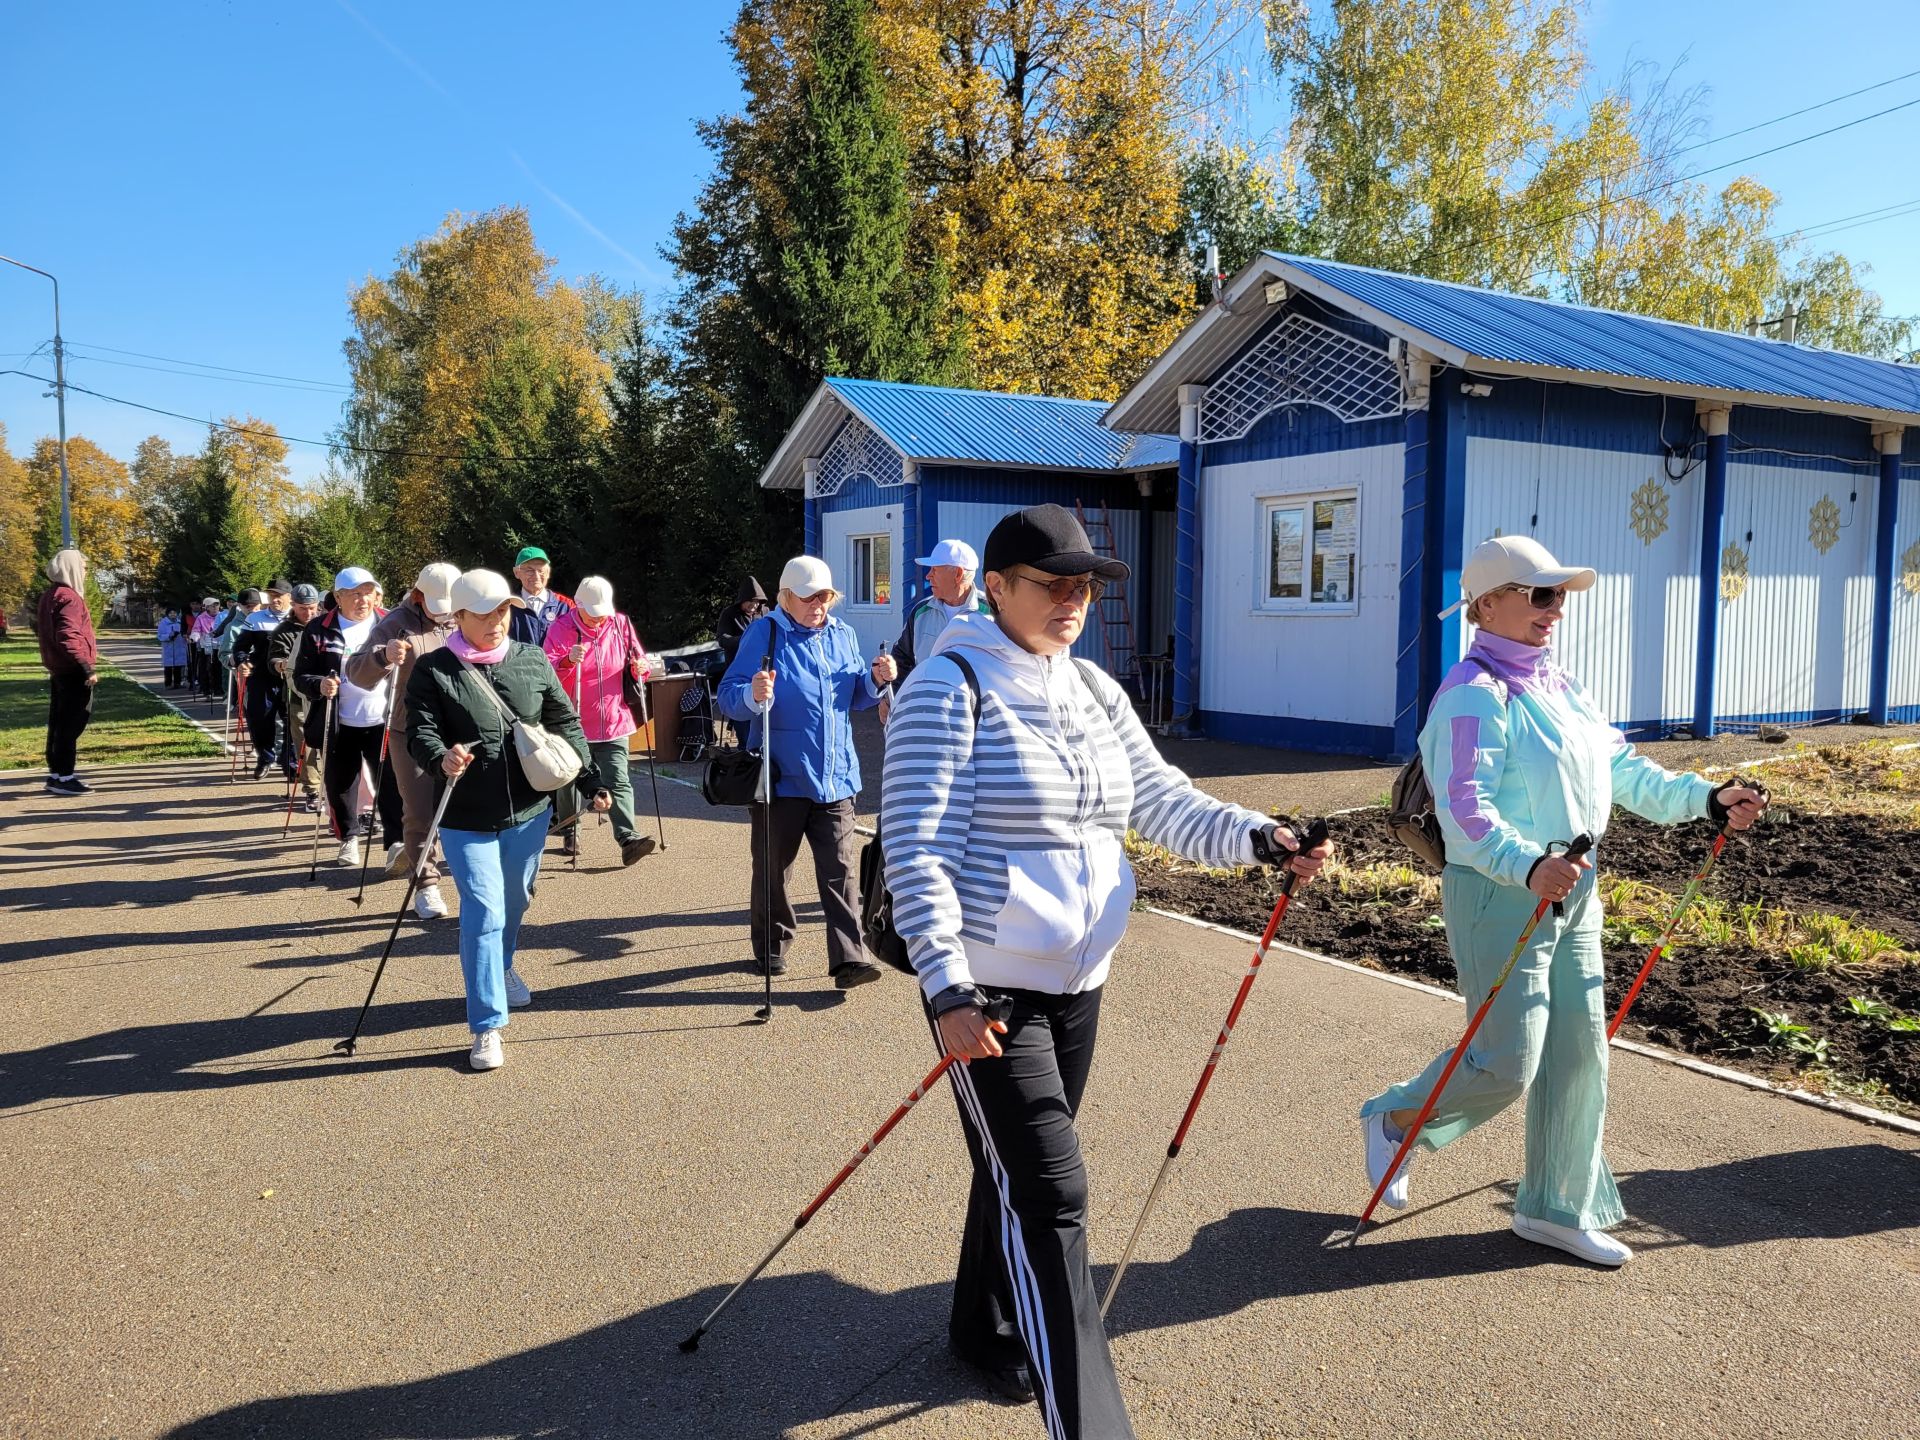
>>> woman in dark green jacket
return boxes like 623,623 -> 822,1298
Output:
407,569 -> 609,1071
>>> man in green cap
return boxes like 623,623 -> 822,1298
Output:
508,544 -> 572,648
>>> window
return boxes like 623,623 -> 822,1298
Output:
1258,490 -> 1358,612
851,534 -> 892,607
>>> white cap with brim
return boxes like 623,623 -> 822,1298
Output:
778,555 -> 835,597
449,569 -> 527,616
333,565 -> 377,592
915,539 -> 979,571
414,562 -> 461,619
1441,535 -> 1596,619
575,576 -> 616,619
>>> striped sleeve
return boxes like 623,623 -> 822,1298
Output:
1083,666 -> 1265,868
881,660 -> 978,998
1421,681 -> 1542,887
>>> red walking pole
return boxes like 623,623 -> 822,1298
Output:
1102,817 -> 1330,1314
1350,833 -> 1593,1242
1606,789 -> 1761,1037
678,997 -> 1014,1354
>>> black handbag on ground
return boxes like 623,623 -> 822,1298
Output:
860,654 -> 981,974
703,622 -> 776,807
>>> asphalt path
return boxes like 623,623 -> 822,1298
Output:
3,643 -> 1916,1439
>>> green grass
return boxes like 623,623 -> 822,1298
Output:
0,636 -> 222,770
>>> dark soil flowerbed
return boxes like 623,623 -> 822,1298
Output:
1134,806 -> 1920,1114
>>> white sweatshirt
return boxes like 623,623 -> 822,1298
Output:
881,612 -> 1269,999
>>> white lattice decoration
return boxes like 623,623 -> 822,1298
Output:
1199,312 -> 1405,441
811,415 -> 906,498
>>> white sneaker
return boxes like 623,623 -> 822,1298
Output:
469,1030 -> 504,1071
336,836 -> 362,867
1512,1213 -> 1632,1267
504,967 -> 533,1008
1363,1111 -> 1417,1211
384,842 -> 408,878
413,883 -> 448,920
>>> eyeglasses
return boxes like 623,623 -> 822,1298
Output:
1495,584 -> 1567,610
1011,571 -> 1106,605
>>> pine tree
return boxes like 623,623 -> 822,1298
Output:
195,434 -> 283,597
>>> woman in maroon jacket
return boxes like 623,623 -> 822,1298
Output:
38,548 -> 99,796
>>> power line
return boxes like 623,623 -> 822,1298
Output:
1781,201 -> 1920,245
1662,66 -> 1920,161
1766,194 -> 1920,242
64,339 -> 351,390
63,349 -> 353,395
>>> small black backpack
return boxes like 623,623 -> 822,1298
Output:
1386,656 -> 1502,870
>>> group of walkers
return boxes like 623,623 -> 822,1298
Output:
36,506 -> 1770,1440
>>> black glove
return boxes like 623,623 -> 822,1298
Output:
1708,780 -> 1768,829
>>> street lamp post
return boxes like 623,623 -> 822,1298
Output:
0,253 -> 73,548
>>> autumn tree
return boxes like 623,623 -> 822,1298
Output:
280,473 -> 377,588
24,435 -> 137,581
221,417 -> 298,525
127,435 -> 200,600
0,426 -> 37,617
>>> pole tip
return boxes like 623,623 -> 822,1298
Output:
332,1039 -> 356,1056
677,1332 -> 701,1353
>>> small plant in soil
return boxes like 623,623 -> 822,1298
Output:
1750,1008 -> 1830,1064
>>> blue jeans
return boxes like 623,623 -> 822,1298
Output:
441,811 -> 548,1035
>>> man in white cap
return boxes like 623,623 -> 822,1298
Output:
294,566 -> 401,868
880,539 -> 989,721
348,561 -> 462,916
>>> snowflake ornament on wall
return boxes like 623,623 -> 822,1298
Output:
1808,495 -> 1842,555
1628,477 -> 1670,545
1720,543 -> 1749,601
1902,539 -> 1920,597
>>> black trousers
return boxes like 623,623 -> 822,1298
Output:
46,671 -> 93,777
324,721 -> 402,846
747,796 -> 863,972
243,672 -> 287,764
933,985 -> 1133,1440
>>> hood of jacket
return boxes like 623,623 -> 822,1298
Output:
733,576 -> 768,606
45,549 -> 85,591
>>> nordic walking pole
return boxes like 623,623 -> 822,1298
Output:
748,640 -> 777,1024
228,669 -> 247,780
1350,832 -> 1594,1242
280,742 -> 304,837
349,680 -> 400,907
1103,817 -> 1330,1315
633,646 -> 667,851
1607,783 -> 1764,1038
335,772 -> 461,1056
306,691 -> 337,883
679,997 -> 1012,1353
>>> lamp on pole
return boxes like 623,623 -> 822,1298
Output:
0,253 -> 73,548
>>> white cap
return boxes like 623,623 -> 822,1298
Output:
778,555 -> 836,597
915,539 -> 979,571
575,575 -> 616,618
333,565 -> 377,592
414,562 -> 461,618
449,568 -> 527,616
1441,536 -> 1596,619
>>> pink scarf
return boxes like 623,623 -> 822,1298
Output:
447,630 -> 509,665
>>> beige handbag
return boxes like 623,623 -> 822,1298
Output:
456,655 -> 583,793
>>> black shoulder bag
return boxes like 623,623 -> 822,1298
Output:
703,621 -> 776,807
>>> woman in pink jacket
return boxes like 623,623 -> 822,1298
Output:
544,576 -> 659,866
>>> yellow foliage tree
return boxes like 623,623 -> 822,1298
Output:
25,435 -> 137,578
0,426 -> 38,616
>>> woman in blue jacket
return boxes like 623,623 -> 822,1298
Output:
718,555 -> 896,989
1361,536 -> 1766,1267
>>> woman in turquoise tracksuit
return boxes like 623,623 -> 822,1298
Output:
1361,536 -> 1766,1267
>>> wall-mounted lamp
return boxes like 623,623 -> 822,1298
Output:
1264,280 -> 1289,306
1461,382 -> 1493,398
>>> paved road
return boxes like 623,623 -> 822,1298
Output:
3,644 -> 1915,1439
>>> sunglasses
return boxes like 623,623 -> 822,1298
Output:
1495,584 -> 1567,610
1012,571 -> 1106,605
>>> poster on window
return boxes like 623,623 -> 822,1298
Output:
1268,506 -> 1304,599
872,534 -> 891,606
1311,497 -> 1356,604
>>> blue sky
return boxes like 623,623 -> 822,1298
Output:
3,1 -> 1916,486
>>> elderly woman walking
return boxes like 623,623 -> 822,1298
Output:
294,567 -> 402,868
543,575 -> 660,867
37,549 -> 99,796
406,569 -> 608,1071
717,556 -> 896,990
347,562 -> 461,917
1360,536 -> 1766,1267
156,606 -> 188,688
882,505 -> 1330,1436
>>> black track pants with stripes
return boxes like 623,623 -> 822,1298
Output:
932,985 -> 1134,1440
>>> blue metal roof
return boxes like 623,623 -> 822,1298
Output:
1273,253 -> 1920,422
826,378 -> 1176,471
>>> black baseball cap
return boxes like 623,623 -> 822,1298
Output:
238,587 -> 263,605
982,504 -> 1130,580
266,577 -> 292,595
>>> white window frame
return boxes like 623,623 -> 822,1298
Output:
848,532 -> 893,609
1254,487 -> 1361,615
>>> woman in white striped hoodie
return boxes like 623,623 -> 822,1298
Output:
882,505 -> 1330,1439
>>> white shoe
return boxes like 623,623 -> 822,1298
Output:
384,842 -> 409,878
503,967 -> 533,1008
469,1030 -> 504,1071
336,836 -> 362,867
1512,1213 -> 1632,1267
413,883 -> 449,920
1363,1112 -> 1417,1211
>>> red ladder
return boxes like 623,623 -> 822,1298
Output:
1075,497 -> 1137,685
